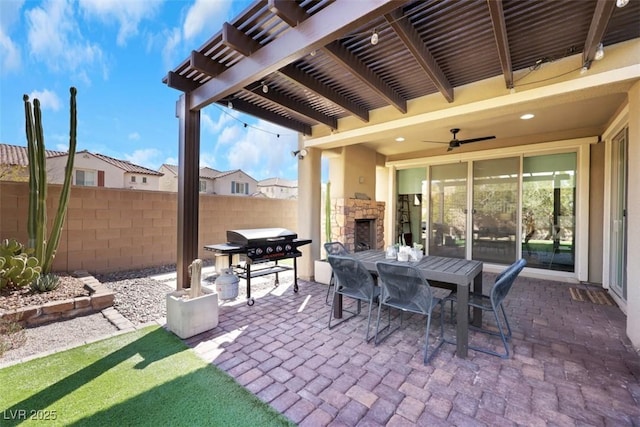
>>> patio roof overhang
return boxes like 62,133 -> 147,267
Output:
165,0 -> 640,288
165,0 -> 640,158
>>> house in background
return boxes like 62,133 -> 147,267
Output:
159,163 -> 258,196
0,143 -> 65,182
257,177 -> 298,199
47,150 -> 163,190
0,144 -> 162,190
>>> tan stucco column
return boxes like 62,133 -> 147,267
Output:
626,81 -> 640,350
297,137 -> 321,280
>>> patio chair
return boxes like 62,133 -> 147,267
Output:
445,258 -> 527,358
374,261 -> 450,364
327,254 -> 380,341
323,241 -> 349,305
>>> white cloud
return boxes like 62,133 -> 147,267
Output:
25,0 -> 105,78
0,0 -> 25,74
124,148 -> 162,169
161,27 -> 182,72
0,32 -> 21,74
202,109 -> 234,134
164,156 -> 178,166
29,89 -> 62,111
128,132 -> 140,140
183,0 -> 231,42
225,120 -> 298,180
78,0 -> 162,46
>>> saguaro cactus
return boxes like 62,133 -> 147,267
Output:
23,87 -> 77,273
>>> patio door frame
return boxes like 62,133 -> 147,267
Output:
390,137 -> 594,281
603,108 -> 629,310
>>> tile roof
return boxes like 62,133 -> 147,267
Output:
76,150 -> 163,176
0,143 -> 66,166
258,177 -> 297,188
0,144 -> 162,176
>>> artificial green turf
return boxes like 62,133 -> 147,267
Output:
0,326 -> 295,427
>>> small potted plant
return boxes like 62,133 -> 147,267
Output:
166,259 -> 219,339
314,181 -> 333,285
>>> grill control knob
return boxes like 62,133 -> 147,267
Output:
285,244 -> 292,251
255,248 -> 263,255
276,245 -> 283,252
266,246 -> 273,254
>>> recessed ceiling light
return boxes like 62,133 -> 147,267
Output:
520,113 -> 535,120
395,137 -> 405,142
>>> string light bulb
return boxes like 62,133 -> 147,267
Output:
227,100 -> 233,109
262,82 -> 269,93
594,43 -> 604,61
616,0 -> 629,7
370,29 -> 379,45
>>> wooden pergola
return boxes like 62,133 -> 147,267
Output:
164,0 -> 639,289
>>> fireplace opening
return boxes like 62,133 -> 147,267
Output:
355,219 -> 376,252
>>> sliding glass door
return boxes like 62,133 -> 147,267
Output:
522,153 -> 576,272
472,158 -> 519,264
425,151 -> 578,272
429,163 -> 467,258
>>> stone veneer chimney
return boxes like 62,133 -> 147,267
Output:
329,197 -> 385,252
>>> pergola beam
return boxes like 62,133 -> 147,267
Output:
582,0 -> 616,68
222,22 -> 261,57
486,0 -> 513,89
278,65 -> 369,123
189,0 -> 400,111
190,51 -> 226,78
223,99 -> 312,135
166,71 -> 201,92
385,9 -> 454,102
323,41 -> 407,113
253,88 -> 338,129
268,0 -> 310,27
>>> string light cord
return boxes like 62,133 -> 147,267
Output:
514,66 -> 583,88
211,103 -> 296,138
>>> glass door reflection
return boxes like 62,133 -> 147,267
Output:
429,163 -> 467,258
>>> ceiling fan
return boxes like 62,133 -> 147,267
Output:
422,128 -> 496,151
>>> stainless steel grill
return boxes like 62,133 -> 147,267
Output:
204,228 -> 312,305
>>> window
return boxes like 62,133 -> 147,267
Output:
75,170 -> 96,186
231,181 -> 249,194
142,177 -> 147,184
131,176 -> 136,183
200,180 -> 206,192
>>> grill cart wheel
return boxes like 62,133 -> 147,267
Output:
294,284 -> 299,292
247,297 -> 255,306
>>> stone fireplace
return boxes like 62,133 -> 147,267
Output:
329,198 -> 385,253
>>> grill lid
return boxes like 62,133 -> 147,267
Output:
227,228 -> 297,246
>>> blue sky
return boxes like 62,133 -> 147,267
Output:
0,0 -> 307,181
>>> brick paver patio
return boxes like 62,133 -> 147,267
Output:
186,273 -> 640,426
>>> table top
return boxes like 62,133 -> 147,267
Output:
351,250 -> 482,286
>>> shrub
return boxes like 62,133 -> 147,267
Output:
30,273 -> 60,293
0,238 -> 41,290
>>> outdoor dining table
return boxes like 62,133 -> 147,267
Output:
343,250 -> 483,359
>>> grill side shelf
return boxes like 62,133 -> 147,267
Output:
235,264 -> 292,279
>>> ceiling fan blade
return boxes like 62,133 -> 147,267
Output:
420,140 -> 449,144
458,136 -> 496,144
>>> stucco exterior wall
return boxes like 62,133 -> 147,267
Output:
626,81 -> 640,350
0,181 -> 298,274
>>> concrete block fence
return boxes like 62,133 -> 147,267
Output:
0,181 -> 297,274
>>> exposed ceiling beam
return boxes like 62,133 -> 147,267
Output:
486,0 -> 513,89
384,9 -> 454,103
268,0 -> 310,27
190,51 -> 226,77
582,0 -> 616,68
166,71 -> 201,92
221,99 -> 312,135
222,22 -> 261,57
323,41 -> 407,113
278,65 -> 369,123
252,87 -> 338,129
189,0 -> 401,111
